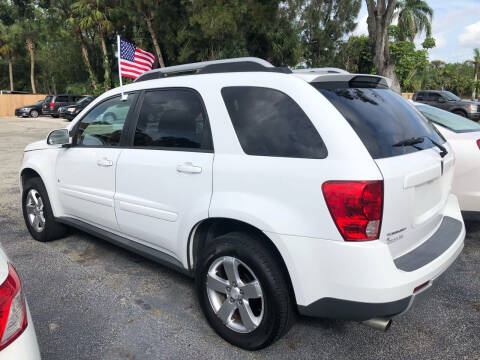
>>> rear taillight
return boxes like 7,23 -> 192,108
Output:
0,264 -> 27,350
322,181 -> 383,241
49,102 -> 54,109
477,139 -> 480,150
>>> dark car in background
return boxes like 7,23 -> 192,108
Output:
42,94 -> 83,117
15,100 -> 44,118
59,95 -> 96,121
412,90 -> 480,121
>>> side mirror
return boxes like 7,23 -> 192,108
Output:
47,129 -> 71,146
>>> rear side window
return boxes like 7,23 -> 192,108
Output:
133,89 -> 213,151
56,96 -> 68,102
221,87 -> 327,159
415,92 -> 425,101
314,86 -> 445,159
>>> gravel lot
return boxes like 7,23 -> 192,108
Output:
0,116 -> 479,359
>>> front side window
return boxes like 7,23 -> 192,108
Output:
442,91 -> 460,101
221,86 -> 327,159
428,93 -> 442,101
133,89 -> 213,150
416,104 -> 480,133
75,94 -> 136,147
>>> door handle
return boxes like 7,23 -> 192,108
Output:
97,157 -> 113,167
176,162 -> 202,174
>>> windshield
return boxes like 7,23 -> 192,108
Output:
77,96 -> 91,105
442,91 -> 460,101
416,104 -> 480,133
313,85 -> 445,159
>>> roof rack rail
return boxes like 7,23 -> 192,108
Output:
134,57 -> 291,82
293,68 -> 350,75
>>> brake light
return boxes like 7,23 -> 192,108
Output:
322,181 -> 383,241
477,139 -> 480,150
0,264 -> 27,350
49,102 -> 54,109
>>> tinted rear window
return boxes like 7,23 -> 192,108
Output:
416,104 -> 480,133
45,96 -> 53,103
314,86 -> 445,159
56,96 -> 68,102
221,86 -> 327,159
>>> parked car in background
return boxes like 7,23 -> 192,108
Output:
20,58 -> 465,350
42,94 -> 83,118
63,96 -> 96,121
415,102 -> 480,214
412,90 -> 480,121
14,101 -> 43,118
0,246 -> 41,359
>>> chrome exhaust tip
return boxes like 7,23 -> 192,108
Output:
361,317 -> 392,331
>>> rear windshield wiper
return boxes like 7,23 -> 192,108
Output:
393,136 -> 448,158
392,137 -> 424,147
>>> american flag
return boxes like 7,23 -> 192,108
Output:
119,38 -> 155,79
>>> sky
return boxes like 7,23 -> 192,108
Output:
352,0 -> 480,63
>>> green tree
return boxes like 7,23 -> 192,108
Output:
66,5 -> 99,91
71,0 -> 114,89
121,0 -> 171,67
301,0 -> 361,67
389,40 -> 428,91
395,0 -> 433,42
0,23 -> 20,91
336,35 -> 374,74
465,48 -> 480,100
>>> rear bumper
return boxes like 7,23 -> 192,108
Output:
266,194 -> 465,321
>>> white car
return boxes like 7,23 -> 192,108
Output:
20,58 -> 465,349
414,103 -> 480,214
0,247 -> 40,359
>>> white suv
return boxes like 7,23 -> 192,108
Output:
20,58 -> 465,350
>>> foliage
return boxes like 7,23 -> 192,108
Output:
0,0 -> 477,98
395,0 -> 433,42
389,40 -> 428,91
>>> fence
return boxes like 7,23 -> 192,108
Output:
0,94 -> 48,117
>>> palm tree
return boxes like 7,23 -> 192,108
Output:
71,0 -> 113,90
0,26 -> 17,92
466,48 -> 480,100
395,0 -> 433,42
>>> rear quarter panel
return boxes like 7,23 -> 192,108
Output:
202,73 -> 383,239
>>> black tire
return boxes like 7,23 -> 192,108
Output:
22,177 -> 67,242
52,114 -> 59,118
195,232 -> 295,350
29,109 -> 39,118
453,110 -> 467,118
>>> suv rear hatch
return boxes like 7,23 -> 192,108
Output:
43,96 -> 53,112
312,76 -> 455,258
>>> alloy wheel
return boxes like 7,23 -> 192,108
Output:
25,189 -> 46,233
206,256 -> 264,333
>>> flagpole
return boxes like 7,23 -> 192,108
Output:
117,35 -> 127,100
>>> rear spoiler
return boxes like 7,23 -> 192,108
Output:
310,74 -> 392,89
